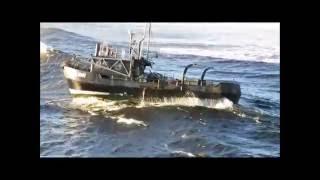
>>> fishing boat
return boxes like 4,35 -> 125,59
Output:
62,23 -> 241,104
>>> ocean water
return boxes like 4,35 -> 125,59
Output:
40,23 -> 280,157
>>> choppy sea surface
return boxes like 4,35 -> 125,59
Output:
40,23 -> 280,157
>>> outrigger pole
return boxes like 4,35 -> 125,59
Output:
181,63 -> 198,90
200,67 -> 214,86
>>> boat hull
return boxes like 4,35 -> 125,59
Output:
63,66 -> 241,104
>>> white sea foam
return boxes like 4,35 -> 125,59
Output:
171,150 -> 196,157
139,97 -> 234,110
69,97 -> 148,126
116,116 -> 147,127
69,97 -> 128,113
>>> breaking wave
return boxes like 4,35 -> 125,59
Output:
160,47 -> 279,64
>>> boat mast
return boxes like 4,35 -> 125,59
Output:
128,30 -> 132,57
128,24 -> 148,79
128,30 -> 133,78
138,23 -> 148,59
146,23 -> 151,61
